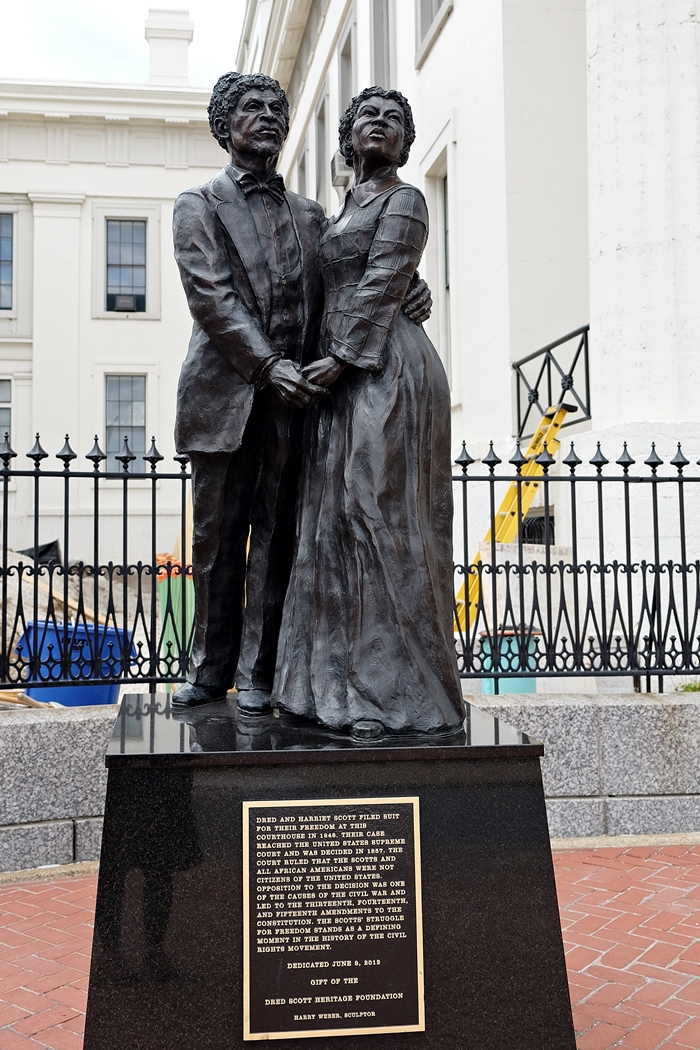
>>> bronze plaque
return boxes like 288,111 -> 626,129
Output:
242,797 -> 424,1041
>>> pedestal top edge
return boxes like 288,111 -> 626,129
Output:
104,693 -> 543,767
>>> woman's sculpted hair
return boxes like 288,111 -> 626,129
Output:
338,86 -> 416,168
208,72 -> 290,150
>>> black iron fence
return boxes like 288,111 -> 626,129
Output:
1,428 -> 700,697
454,436 -> 700,692
0,433 -> 192,695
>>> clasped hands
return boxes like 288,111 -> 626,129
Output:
265,275 -> 432,408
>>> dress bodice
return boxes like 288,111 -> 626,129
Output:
317,184 -> 429,372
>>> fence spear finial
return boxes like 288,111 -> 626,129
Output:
86,436 -> 106,470
56,435 -> 76,468
0,432 -> 16,469
455,441 -> 474,473
616,442 -> 635,474
563,441 -> 581,473
27,434 -> 48,467
671,443 -> 689,474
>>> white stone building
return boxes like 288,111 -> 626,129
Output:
236,0 -> 700,469
0,9 -> 223,561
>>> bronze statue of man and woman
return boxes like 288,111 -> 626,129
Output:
171,71 -> 464,741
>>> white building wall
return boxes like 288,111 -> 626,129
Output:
587,0 -> 700,432
502,0 -> 589,367
243,0 -> 589,455
396,0 -> 515,449
0,86 -> 224,560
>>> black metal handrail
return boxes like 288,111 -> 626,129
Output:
513,325 -> 590,439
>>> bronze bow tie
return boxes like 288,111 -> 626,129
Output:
239,172 -> 287,206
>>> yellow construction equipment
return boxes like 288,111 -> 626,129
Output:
454,403 -> 574,632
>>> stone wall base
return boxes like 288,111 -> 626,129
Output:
0,817 -> 104,872
3,694 -> 700,870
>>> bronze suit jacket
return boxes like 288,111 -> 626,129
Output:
173,165 -> 325,455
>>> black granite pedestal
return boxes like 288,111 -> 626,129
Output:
84,695 -> 576,1050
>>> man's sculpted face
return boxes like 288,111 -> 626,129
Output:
226,88 -> 287,160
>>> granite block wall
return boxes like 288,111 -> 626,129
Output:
472,692 -> 700,838
2,694 -> 700,872
0,706 -> 115,872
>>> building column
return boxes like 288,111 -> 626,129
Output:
27,193 -> 84,454
587,0 -> 700,429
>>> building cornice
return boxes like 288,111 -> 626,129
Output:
0,79 -> 212,124
27,192 -> 86,204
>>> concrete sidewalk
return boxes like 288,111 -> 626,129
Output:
2,845 -> 700,1049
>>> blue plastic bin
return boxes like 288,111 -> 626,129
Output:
16,622 -> 133,706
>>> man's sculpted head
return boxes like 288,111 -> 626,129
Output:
208,72 -> 290,161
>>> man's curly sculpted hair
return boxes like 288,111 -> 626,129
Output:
338,86 -> 416,168
208,72 -> 290,151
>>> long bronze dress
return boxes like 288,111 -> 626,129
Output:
273,182 -> 464,734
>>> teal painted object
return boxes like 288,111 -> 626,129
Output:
480,633 -> 537,694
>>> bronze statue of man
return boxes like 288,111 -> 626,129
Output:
171,72 -> 430,712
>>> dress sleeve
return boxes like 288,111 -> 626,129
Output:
329,186 -> 429,372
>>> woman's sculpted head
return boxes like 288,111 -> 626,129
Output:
339,86 -> 416,169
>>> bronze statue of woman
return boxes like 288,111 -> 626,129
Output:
272,87 -> 464,741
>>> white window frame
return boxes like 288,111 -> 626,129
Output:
422,133 -> 457,400
0,206 -> 18,320
0,376 -> 13,444
93,361 -> 160,486
314,88 -> 330,216
337,14 -> 356,117
91,201 -> 161,320
295,138 -> 308,196
415,0 -> 453,69
371,0 -> 395,89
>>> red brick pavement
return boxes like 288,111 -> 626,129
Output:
555,845 -> 700,1049
2,848 -> 700,1048
0,875 -> 95,1050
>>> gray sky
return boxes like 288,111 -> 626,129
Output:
1,0 -> 246,88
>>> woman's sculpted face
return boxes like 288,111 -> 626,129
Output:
351,94 -> 405,167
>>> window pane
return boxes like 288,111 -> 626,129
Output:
340,32 -> 353,114
420,0 -> 440,37
106,429 -> 122,453
316,100 -> 327,209
372,0 -> 391,87
106,266 -> 121,293
0,407 -> 10,435
0,380 -> 11,403
0,215 -> 12,311
106,375 -> 146,470
105,219 -> 146,311
132,268 -> 146,294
